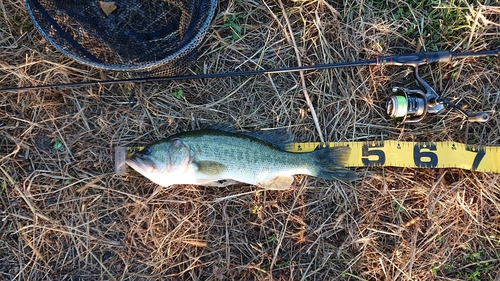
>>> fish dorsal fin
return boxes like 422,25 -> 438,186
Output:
243,129 -> 294,150
206,124 -> 294,150
206,124 -> 237,133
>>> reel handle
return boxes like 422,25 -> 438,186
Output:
467,112 -> 490,123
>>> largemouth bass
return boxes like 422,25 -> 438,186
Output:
126,128 -> 355,189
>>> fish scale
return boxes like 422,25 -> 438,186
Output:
186,134 -> 309,178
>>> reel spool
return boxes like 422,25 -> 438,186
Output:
386,87 -> 428,123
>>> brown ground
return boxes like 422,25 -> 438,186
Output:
1,0 -> 500,280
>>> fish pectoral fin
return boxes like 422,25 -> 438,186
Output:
258,176 -> 294,190
196,161 -> 226,176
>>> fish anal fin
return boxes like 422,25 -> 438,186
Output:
258,175 -> 294,190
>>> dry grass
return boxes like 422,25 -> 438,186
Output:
1,0 -> 500,280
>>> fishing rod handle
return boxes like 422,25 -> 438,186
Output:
376,47 -> 499,67
376,51 -> 452,67
451,47 -> 500,60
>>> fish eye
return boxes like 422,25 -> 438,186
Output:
142,147 -> 152,155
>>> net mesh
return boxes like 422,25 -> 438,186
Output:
24,0 -> 217,75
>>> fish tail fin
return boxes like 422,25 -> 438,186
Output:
312,146 -> 357,181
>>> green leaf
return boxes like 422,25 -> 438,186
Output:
250,205 -> 259,215
230,22 -> 241,33
172,89 -> 184,100
53,140 -> 64,151
431,265 -> 438,277
392,201 -> 405,212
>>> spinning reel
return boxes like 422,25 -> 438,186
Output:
379,50 -> 497,123
386,83 -> 490,123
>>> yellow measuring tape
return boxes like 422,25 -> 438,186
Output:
286,141 -> 500,173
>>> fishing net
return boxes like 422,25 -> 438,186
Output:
24,0 -> 217,75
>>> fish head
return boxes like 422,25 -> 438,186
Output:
126,139 -> 191,186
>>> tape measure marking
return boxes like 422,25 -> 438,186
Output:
286,141 -> 500,173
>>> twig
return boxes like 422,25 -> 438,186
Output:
277,0 -> 325,143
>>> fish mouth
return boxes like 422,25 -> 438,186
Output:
126,152 -> 154,175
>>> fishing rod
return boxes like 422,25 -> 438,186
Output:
3,48 -> 499,123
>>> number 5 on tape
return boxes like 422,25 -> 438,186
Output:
286,141 -> 500,173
